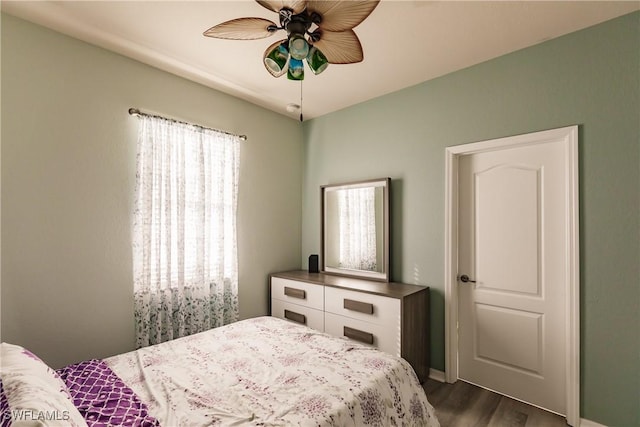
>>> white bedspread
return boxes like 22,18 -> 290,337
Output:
106,316 -> 439,426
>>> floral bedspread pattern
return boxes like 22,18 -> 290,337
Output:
106,316 -> 439,427
57,360 -> 159,427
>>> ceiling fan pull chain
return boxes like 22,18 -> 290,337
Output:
300,80 -> 304,122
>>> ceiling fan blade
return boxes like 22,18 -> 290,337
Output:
312,29 -> 363,64
307,1 -> 379,32
256,0 -> 307,14
203,17 -> 278,40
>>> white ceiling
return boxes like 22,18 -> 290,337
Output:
3,1 -> 638,120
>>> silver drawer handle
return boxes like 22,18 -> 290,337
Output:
344,326 -> 374,345
344,298 -> 374,315
284,287 -> 306,299
284,309 -> 306,325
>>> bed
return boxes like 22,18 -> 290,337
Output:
1,316 -> 439,426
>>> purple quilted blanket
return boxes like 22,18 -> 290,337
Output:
0,382 -> 10,427
57,360 -> 159,427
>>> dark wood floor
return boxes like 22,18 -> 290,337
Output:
423,379 -> 568,427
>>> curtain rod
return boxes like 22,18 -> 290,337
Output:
128,108 -> 247,141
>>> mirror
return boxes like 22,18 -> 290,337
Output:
321,178 -> 390,282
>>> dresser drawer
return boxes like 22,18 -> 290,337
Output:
270,271 -> 430,383
324,286 -> 401,327
271,277 -> 324,310
271,299 -> 324,331
324,312 -> 401,357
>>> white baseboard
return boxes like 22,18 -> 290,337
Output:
428,368 -> 446,383
579,419 -> 607,427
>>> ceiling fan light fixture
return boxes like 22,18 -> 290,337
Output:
306,46 -> 328,75
264,42 -> 289,76
287,57 -> 304,80
205,0 -> 382,80
288,34 -> 309,60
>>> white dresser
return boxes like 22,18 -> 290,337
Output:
270,270 -> 430,382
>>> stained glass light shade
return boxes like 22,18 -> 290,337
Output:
264,42 -> 289,76
306,46 -> 329,75
287,58 -> 304,80
289,34 -> 309,60
263,38 -> 329,80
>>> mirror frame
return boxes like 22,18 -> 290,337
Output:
320,177 -> 390,282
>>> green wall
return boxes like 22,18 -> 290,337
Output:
2,14 -> 303,369
302,12 -> 639,426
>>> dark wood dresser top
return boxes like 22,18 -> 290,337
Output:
270,270 -> 428,299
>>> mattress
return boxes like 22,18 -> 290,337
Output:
1,316 -> 440,426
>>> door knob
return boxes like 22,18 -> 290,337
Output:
459,274 -> 476,283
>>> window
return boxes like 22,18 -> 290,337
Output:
132,114 -> 240,347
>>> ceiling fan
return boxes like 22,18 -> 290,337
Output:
203,0 -> 380,81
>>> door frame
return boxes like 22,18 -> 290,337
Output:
443,126 -> 580,426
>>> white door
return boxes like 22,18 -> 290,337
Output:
456,130 -> 576,416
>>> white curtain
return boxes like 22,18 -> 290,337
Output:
338,187 -> 377,271
132,115 -> 240,348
